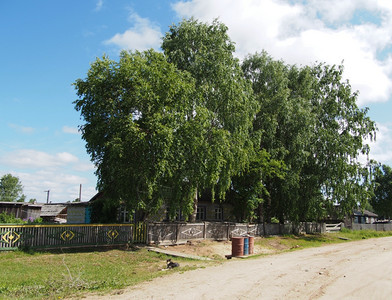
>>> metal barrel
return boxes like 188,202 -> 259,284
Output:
243,237 -> 249,255
231,237 -> 244,257
248,236 -> 254,254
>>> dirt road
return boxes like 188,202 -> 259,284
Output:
89,237 -> 392,299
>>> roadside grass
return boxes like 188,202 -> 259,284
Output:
2,229 -> 392,299
253,229 -> 392,256
0,247 -> 215,300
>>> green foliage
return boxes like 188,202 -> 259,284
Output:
0,174 -> 26,202
0,211 -> 42,224
0,211 -> 25,224
241,52 -> 376,222
75,19 -> 258,221
370,164 -> 392,219
90,195 -> 119,223
162,18 -> 258,220
74,49 -> 196,216
74,18 -> 377,223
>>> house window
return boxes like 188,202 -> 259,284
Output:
196,206 -> 206,221
214,207 -> 223,220
165,209 -> 184,221
118,206 -> 130,223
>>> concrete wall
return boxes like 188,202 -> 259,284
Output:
351,223 -> 392,231
147,221 -> 326,245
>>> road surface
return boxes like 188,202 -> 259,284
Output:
87,237 -> 392,299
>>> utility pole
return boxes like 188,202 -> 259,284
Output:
79,184 -> 82,202
44,190 -> 50,204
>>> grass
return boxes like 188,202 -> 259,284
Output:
1,229 -> 392,299
0,247 -> 215,300
253,228 -> 392,256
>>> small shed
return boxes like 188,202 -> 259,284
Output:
67,202 -> 91,224
353,209 -> 378,224
40,204 -> 67,223
0,201 -> 42,221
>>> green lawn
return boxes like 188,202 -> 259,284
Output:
0,247 -> 213,299
1,229 -> 392,299
253,228 -> 392,255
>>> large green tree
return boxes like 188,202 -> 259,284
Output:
240,52 -> 376,222
0,174 -> 26,202
304,63 -> 376,219
162,19 -> 258,221
74,50 -> 196,217
75,19 -> 376,223
370,164 -> 392,219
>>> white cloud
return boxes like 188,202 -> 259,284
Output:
95,0 -> 103,12
8,170 -> 97,203
0,150 -> 78,169
73,162 -> 96,172
104,13 -> 162,51
62,126 -> 79,134
368,122 -> 392,165
0,149 -> 97,203
172,0 -> 392,106
8,123 -> 35,134
56,152 -> 79,164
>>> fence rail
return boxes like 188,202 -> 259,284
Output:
0,224 -> 133,250
147,222 -> 326,245
325,223 -> 343,233
351,223 -> 392,231
0,221 -> 327,250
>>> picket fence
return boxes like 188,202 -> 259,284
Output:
0,221 -> 324,250
0,223 -> 136,250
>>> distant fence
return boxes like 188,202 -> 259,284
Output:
351,223 -> 392,231
147,222 -> 326,245
0,224 -> 133,251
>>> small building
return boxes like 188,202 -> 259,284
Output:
353,209 -> 378,224
67,202 -> 91,224
87,191 -> 236,223
0,201 -> 42,221
40,204 -> 67,223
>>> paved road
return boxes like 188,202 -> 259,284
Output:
87,237 -> 392,299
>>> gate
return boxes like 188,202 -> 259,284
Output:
132,222 -> 147,243
325,223 -> 342,232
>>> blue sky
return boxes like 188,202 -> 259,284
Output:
1,0 -> 392,203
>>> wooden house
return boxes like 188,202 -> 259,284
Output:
352,209 -> 378,224
67,202 -> 91,224
87,192 -> 236,223
0,201 -> 42,221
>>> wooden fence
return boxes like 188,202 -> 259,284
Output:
0,224 -> 133,251
147,222 -> 326,245
325,223 -> 343,232
0,221 -> 325,250
350,223 -> 392,231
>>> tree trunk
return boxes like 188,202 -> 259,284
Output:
190,188 -> 198,222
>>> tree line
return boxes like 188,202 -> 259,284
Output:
74,18 -> 383,223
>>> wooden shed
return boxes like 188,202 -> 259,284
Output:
0,201 -> 42,221
40,204 -> 67,223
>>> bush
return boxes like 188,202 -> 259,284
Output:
0,211 -> 25,224
0,212 -> 43,224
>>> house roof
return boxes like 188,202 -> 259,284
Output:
0,201 -> 43,208
353,209 -> 378,218
88,191 -> 104,202
40,204 -> 67,217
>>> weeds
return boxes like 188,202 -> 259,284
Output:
0,248 -> 210,299
1,230 -> 392,299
